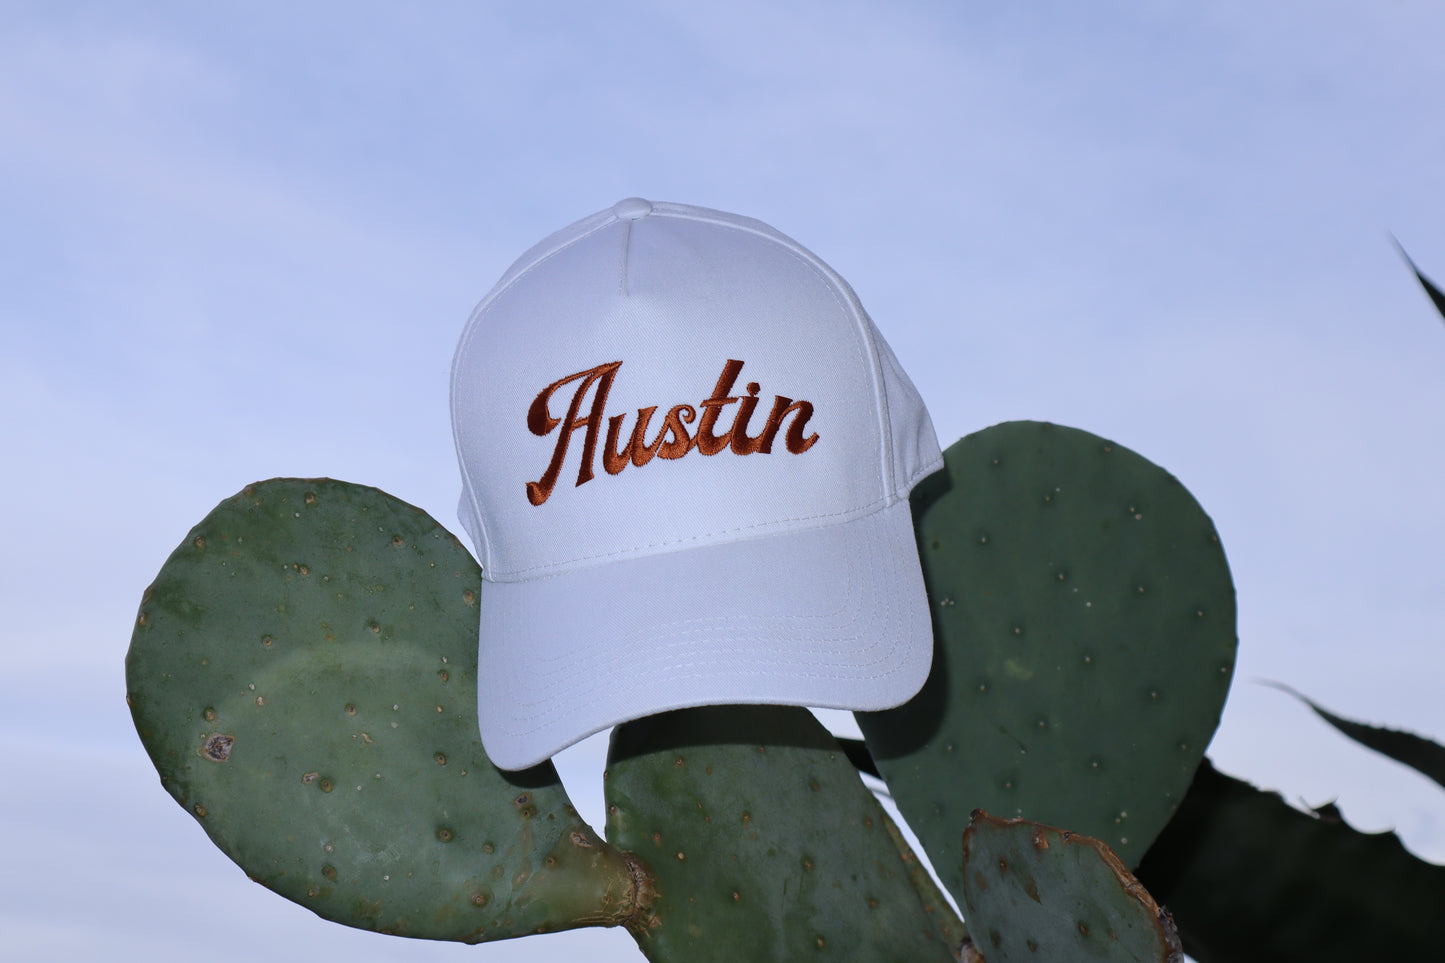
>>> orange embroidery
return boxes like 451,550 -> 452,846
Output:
525,359 -> 819,505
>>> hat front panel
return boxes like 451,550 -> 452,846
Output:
454,211 -> 887,581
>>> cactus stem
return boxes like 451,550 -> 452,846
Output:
620,852 -> 659,935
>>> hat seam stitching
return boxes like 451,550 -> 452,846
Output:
485,491 -> 894,581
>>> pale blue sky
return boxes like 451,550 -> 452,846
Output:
3,3 -> 1444,960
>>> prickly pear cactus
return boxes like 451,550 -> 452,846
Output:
960,811 -> 1182,963
605,706 -> 962,963
859,421 -> 1237,897
125,478 -> 646,943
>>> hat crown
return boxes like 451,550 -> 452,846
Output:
449,199 -> 943,770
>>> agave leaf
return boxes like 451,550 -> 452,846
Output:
1391,237 -> 1445,323
837,736 -> 881,779
1264,682 -> 1445,792
1136,758 -> 1445,963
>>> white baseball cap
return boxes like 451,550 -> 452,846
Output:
450,198 -> 943,770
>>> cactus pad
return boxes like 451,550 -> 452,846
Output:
125,478 -> 644,942
605,706 -> 961,962
960,811 -> 1182,963
858,421 -> 1237,894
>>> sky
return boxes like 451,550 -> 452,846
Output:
3,2 -> 1443,960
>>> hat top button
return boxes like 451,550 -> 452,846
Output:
612,197 -> 653,221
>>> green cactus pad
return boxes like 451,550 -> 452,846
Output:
126,478 -> 644,943
960,811 -> 1182,963
605,706 -> 962,963
858,421 -> 1237,894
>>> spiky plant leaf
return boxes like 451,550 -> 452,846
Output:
1136,758 -> 1445,963
1265,682 -> 1445,791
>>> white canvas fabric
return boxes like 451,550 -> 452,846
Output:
450,198 -> 943,770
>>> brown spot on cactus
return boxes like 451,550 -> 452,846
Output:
434,752 -> 447,765
436,828 -> 453,842
202,734 -> 234,762
193,803 -> 207,818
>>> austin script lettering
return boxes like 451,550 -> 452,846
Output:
525,359 -> 819,506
